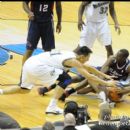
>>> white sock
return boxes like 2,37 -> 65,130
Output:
48,98 -> 57,107
0,89 -> 3,94
99,91 -> 106,103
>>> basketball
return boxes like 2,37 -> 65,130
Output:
108,87 -> 123,102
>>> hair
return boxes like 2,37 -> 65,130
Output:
42,121 -> 55,130
118,125 -> 130,130
74,46 -> 92,56
64,113 -> 76,126
119,49 -> 129,58
64,101 -> 78,118
119,116 -> 130,128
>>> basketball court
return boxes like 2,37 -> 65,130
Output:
0,2 -> 130,128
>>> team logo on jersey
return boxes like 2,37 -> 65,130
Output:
93,2 -> 109,8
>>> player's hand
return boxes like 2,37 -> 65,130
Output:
115,24 -> 121,35
28,11 -> 34,20
56,23 -> 62,34
78,19 -> 85,31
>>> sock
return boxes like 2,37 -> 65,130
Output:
0,89 -> 3,94
49,98 -> 57,107
67,88 -> 76,95
99,91 -> 106,103
48,84 -> 56,91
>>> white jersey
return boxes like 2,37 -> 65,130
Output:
84,1 -> 110,22
24,50 -> 76,71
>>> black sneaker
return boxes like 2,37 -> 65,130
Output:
38,87 -> 48,96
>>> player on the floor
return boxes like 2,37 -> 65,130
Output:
0,46 -> 117,114
59,49 -> 130,102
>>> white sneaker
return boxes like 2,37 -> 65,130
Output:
109,102 -> 116,108
0,89 -> 3,94
45,106 -> 63,115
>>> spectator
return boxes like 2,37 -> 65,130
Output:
91,101 -> 117,130
118,116 -> 130,130
20,128 -> 31,130
63,113 -> 77,130
0,112 -> 20,129
42,121 -> 55,130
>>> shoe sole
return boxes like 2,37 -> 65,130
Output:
45,112 -> 63,115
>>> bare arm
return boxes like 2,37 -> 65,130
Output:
83,63 -> 113,80
78,2 -> 90,31
126,65 -> 130,84
109,2 -> 121,34
23,1 -> 34,20
101,56 -> 115,73
64,58 -> 117,87
120,65 -> 130,86
55,2 -> 62,33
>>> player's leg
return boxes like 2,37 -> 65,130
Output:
0,65 -> 33,94
77,22 -> 96,49
22,20 -> 40,65
77,84 -> 95,94
97,20 -> 113,58
40,20 -> 55,51
22,50 -> 33,66
38,74 -> 85,96
59,78 -> 88,102
0,85 -> 23,94
46,71 -> 72,114
38,83 -> 57,96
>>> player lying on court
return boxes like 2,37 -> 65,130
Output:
57,49 -> 130,103
0,46 -> 118,114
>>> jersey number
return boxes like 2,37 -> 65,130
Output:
99,7 -> 108,14
39,4 -> 48,12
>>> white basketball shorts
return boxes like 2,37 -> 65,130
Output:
79,20 -> 112,48
20,63 -> 63,89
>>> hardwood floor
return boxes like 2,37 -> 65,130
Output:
0,2 -> 130,128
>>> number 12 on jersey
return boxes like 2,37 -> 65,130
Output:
39,4 -> 48,12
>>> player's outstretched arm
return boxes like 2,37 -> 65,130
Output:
83,63 -> 114,80
63,58 -> 117,88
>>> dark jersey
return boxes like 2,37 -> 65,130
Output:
107,59 -> 130,80
26,1 -> 54,22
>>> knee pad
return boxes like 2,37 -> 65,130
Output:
58,78 -> 72,89
57,71 -> 72,89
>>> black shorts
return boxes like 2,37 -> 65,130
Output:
26,20 -> 55,51
57,71 -> 72,89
